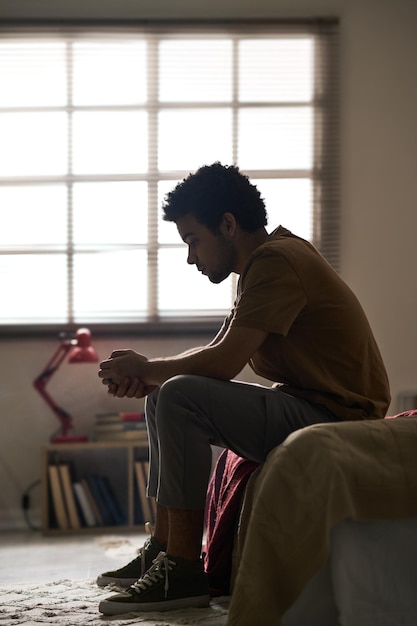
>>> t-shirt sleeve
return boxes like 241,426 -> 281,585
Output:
231,250 -> 307,336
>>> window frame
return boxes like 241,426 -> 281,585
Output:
0,19 -> 339,337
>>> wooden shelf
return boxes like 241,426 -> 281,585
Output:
41,440 -> 149,535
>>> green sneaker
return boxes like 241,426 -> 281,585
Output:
96,535 -> 166,588
99,553 -> 210,615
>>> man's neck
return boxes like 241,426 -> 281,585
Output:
235,227 -> 269,275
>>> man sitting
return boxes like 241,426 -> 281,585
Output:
96,162 -> 390,615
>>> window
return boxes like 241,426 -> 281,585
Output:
0,21 -> 339,331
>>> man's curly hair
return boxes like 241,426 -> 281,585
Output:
162,162 -> 268,233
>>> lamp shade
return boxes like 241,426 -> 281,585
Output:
68,328 -> 99,363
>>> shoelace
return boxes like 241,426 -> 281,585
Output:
131,553 -> 175,598
126,537 -> 150,577
136,524 -> 157,577
139,540 -> 148,577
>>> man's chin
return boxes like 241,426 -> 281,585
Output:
207,272 -> 229,284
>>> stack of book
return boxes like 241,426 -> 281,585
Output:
48,463 -> 127,530
94,411 -> 148,443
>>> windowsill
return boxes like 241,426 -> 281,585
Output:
0,317 -> 224,339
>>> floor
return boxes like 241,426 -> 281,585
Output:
0,530 -> 147,585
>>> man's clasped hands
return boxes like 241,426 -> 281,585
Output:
98,350 -> 158,399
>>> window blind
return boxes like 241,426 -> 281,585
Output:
0,20 -> 339,332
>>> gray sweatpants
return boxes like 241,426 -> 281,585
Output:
145,374 -> 339,510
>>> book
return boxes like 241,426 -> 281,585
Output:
81,477 -> 104,526
73,482 -> 97,527
58,464 -> 81,530
95,411 -> 144,424
120,412 -> 145,422
48,465 -> 69,530
95,421 -> 147,432
96,475 -> 126,526
84,475 -> 114,527
95,429 -> 149,442
135,461 -> 153,524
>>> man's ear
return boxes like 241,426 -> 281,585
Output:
221,212 -> 237,238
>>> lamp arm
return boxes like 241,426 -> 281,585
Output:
33,341 -> 74,436
33,341 -> 72,385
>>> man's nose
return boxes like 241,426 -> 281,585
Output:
187,249 -> 196,265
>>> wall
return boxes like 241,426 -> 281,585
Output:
340,0 -> 417,404
1,0 -> 416,530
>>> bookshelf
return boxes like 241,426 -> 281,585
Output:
41,441 -> 151,535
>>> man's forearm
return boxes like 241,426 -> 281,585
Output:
143,323 -> 229,382
146,344 -> 238,385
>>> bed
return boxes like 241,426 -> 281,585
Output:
206,411 -> 417,626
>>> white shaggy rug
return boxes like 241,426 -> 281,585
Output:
0,536 -> 229,625
0,578 -> 229,625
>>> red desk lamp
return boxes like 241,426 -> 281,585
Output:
33,328 -> 99,443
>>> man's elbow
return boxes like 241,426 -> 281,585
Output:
210,359 -> 246,381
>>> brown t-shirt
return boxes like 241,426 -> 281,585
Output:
229,226 -> 390,420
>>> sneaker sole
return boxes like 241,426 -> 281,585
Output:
99,594 -> 210,615
96,575 -> 137,588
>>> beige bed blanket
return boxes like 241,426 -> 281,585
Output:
227,416 -> 417,626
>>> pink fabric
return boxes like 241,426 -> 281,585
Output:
385,409 -> 417,419
204,449 -> 259,595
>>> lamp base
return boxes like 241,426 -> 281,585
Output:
51,434 -> 89,444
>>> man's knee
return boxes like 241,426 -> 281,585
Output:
155,375 -> 207,428
158,375 -> 202,403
